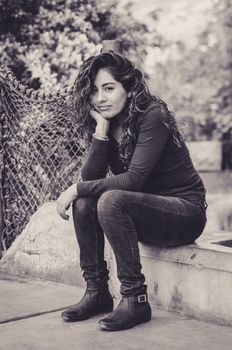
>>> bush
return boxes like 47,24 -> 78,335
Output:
0,0 -> 159,91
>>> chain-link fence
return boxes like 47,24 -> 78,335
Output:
0,66 -> 86,251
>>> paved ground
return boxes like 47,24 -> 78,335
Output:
1,272 -> 232,350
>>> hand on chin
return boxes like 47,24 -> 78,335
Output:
100,112 -> 114,120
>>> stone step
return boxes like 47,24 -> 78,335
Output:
129,232 -> 232,326
109,230 -> 232,326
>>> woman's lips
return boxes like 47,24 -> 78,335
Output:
98,106 -> 112,111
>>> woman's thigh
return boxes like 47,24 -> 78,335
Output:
101,190 -> 207,247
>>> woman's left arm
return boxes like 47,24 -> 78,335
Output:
56,105 -> 169,219
57,106 -> 169,220
76,104 -> 170,197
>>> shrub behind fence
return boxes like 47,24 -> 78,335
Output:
0,66 -> 86,250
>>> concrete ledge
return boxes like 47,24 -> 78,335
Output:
138,232 -> 232,326
1,201 -> 232,325
140,233 -> 232,273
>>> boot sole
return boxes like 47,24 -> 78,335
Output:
61,307 -> 113,322
99,314 -> 151,331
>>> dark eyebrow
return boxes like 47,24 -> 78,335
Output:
102,83 -> 116,87
92,82 -> 116,89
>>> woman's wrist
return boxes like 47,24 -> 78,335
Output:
95,120 -> 109,138
69,183 -> 78,198
93,132 -> 109,141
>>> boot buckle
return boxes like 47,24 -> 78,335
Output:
138,294 -> 147,303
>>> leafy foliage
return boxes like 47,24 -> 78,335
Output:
0,0 -> 158,91
149,0 -> 232,141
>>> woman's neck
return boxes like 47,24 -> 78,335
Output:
110,118 -> 123,144
113,106 -> 129,125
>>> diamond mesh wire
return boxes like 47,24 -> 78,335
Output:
0,66 -> 86,250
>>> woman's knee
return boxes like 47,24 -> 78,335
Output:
73,196 -> 97,217
97,190 -> 125,217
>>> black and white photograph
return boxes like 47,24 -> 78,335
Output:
0,0 -> 232,349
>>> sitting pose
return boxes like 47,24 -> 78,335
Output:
56,40 -> 207,331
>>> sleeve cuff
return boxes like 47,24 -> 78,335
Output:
93,133 -> 109,141
91,135 -> 110,151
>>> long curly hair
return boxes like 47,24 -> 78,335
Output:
72,51 -> 183,166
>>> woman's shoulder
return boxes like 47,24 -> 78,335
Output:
144,99 -> 161,111
141,99 -> 164,122
137,99 -> 173,136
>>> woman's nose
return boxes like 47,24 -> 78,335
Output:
97,90 -> 106,102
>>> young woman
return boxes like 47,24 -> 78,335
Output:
56,40 -> 207,331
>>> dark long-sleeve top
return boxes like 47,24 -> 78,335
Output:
76,102 -> 206,202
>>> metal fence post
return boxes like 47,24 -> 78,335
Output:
0,177 -> 4,256
0,89 -> 5,256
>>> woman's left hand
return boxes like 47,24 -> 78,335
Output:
56,184 -> 78,220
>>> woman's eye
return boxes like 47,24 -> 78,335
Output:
105,87 -> 113,91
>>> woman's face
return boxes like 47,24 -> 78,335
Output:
90,68 -> 129,120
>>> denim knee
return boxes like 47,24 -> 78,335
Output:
73,196 -> 97,218
97,190 -> 125,218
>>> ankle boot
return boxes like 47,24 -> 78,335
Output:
61,283 -> 113,322
99,286 -> 151,331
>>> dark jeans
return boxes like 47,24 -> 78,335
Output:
72,190 -> 207,296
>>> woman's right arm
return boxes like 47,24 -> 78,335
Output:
81,137 -> 109,180
81,112 -> 110,181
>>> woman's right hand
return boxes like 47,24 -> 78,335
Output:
90,109 -> 110,137
90,109 -> 103,123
